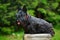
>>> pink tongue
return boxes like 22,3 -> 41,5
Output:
18,22 -> 20,25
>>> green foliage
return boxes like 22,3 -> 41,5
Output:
51,2 -> 58,9
27,10 -> 35,16
41,0 -> 47,5
0,27 -> 12,34
0,0 -> 60,34
38,8 -> 46,14
0,0 -> 60,40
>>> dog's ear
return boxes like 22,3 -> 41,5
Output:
22,5 -> 27,13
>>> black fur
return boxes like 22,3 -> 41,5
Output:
16,5 -> 55,36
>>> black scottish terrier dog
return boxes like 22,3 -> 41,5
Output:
16,5 -> 55,36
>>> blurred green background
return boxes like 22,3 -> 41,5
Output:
0,0 -> 60,40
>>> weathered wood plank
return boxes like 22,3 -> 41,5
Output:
24,34 -> 52,40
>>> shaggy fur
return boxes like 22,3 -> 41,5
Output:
16,6 -> 55,36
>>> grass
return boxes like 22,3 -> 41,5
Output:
52,29 -> 60,40
0,32 -> 24,40
0,28 -> 60,40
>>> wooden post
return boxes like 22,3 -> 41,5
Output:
24,34 -> 52,40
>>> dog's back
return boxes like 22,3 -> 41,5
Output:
28,15 -> 52,27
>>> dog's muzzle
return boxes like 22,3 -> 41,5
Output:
17,20 -> 21,25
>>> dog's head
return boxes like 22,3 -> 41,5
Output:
16,5 -> 28,25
